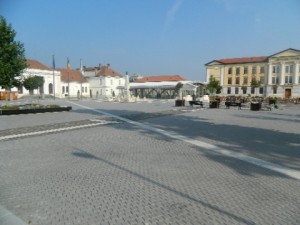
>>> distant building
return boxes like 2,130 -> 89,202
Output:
86,64 -> 125,99
17,59 -> 61,97
205,48 -> 300,98
58,69 -> 89,98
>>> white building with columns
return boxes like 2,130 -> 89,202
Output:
205,48 -> 300,98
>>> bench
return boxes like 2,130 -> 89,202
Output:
225,101 -> 242,109
189,101 -> 203,107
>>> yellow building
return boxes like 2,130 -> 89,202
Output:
205,48 -> 300,98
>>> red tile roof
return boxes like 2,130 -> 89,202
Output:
217,56 -> 268,64
26,59 -> 51,70
136,75 -> 186,83
58,69 -> 87,83
95,65 -> 122,77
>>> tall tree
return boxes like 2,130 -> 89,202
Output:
0,16 -> 27,91
206,76 -> 222,94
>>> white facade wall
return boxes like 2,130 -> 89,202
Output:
87,76 -> 125,99
18,68 -> 61,97
60,81 -> 90,98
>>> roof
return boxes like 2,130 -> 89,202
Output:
130,81 -> 192,89
136,75 -> 186,83
268,48 -> 300,58
95,65 -> 122,77
26,59 -> 51,70
217,56 -> 268,65
58,69 -> 87,83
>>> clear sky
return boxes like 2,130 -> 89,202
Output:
1,0 -> 300,81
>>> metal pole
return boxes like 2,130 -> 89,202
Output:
68,71 -> 70,100
52,55 -> 56,100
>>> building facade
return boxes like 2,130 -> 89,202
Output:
86,64 -> 125,99
17,59 -> 61,98
205,48 -> 300,98
58,69 -> 90,98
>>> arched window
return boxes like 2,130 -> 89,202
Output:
49,83 -> 53,94
62,86 -> 65,93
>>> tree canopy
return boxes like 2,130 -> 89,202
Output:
0,16 -> 27,89
206,76 -> 222,94
23,75 -> 44,94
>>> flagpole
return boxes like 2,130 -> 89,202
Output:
67,57 -> 70,100
80,58 -> 82,100
52,55 -> 56,100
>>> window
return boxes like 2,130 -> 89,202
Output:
82,87 -> 84,92
227,87 -> 231,94
228,67 -> 232,74
260,66 -> 265,73
235,87 -> 239,94
273,65 -> 280,73
228,77 -> 232,84
236,67 -> 240,75
259,87 -> 263,94
272,76 -> 279,84
85,87 -> 87,93
251,87 -> 255,94
62,86 -> 65,93
285,76 -> 293,84
100,79 -> 102,85
66,86 -> 69,93
244,67 -> 248,74
285,66 -> 289,73
235,77 -> 240,85
286,65 -> 294,73
252,66 -> 256,74
49,83 -> 53,94
243,77 -> 248,85
260,76 -> 265,83
273,86 -> 277,94
242,87 -> 247,94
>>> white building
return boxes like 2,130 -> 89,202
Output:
17,59 -> 61,98
86,64 -> 125,99
58,69 -> 90,98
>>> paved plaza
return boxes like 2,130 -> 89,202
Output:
0,99 -> 300,225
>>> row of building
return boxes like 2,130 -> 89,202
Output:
205,48 -> 300,98
1,60 -> 198,100
1,48 -> 299,100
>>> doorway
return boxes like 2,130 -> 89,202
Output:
285,88 -> 291,98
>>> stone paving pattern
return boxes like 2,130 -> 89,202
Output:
0,99 -> 300,225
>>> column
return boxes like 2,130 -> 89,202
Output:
294,61 -> 299,84
268,63 -> 272,85
220,67 -> 224,86
280,62 -> 285,85
206,68 -> 210,83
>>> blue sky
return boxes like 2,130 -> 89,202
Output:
1,0 -> 300,81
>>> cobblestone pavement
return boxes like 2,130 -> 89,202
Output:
0,99 -> 300,225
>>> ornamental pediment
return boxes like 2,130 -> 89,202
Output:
269,48 -> 300,59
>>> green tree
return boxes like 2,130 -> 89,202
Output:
23,75 -> 44,95
206,76 -> 222,94
250,78 -> 261,95
0,16 -> 27,94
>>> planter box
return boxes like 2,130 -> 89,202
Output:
210,101 -> 219,108
250,103 -> 261,111
0,106 -> 72,115
175,100 -> 185,107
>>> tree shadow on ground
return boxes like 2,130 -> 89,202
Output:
71,148 -> 256,225
71,106 -> 300,176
